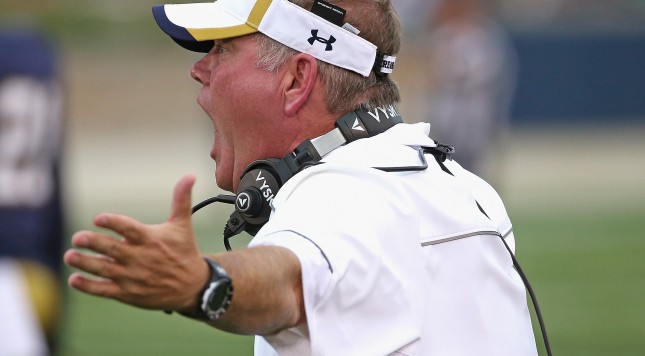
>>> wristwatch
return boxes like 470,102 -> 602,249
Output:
182,257 -> 234,321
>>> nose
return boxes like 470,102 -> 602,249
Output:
190,55 -> 209,85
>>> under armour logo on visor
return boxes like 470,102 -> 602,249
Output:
307,29 -> 336,51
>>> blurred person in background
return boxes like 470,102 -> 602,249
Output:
0,27 -> 66,355
399,0 -> 517,186
391,0 -> 439,37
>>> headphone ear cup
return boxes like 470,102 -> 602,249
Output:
235,187 -> 263,217
235,160 -> 285,228
233,142 -> 320,234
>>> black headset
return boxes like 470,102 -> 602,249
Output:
193,105 -> 404,245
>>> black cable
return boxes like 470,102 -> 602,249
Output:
223,234 -> 232,251
499,236 -> 553,356
191,194 -> 235,214
191,195 -> 237,251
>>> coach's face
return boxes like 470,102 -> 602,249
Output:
190,34 -> 288,192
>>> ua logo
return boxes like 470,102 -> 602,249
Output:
307,29 -> 335,51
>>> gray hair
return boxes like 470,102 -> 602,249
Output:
255,0 -> 402,113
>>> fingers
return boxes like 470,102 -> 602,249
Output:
64,238 -> 129,300
168,173 -> 196,223
70,230 -> 125,261
64,247 -> 126,281
94,213 -> 146,244
68,272 -> 121,298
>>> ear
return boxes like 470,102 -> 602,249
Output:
282,53 -> 318,116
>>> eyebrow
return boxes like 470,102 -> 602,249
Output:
214,38 -> 233,46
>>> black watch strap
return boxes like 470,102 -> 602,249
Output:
170,257 -> 233,321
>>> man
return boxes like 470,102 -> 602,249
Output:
64,0 -> 538,354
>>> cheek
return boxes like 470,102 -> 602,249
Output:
216,62 -> 272,96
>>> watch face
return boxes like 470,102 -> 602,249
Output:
199,258 -> 233,321
204,278 -> 233,320
208,280 -> 229,308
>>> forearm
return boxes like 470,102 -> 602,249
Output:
203,245 -> 305,335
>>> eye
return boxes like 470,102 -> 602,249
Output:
211,44 -> 225,54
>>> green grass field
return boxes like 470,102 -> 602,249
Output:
514,207 -> 645,355
57,202 -> 645,356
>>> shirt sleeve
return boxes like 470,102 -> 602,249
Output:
249,230 -> 333,310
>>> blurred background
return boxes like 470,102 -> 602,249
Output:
0,0 -> 643,355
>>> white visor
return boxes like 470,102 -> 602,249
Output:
152,0 -> 379,77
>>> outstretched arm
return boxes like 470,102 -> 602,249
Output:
64,174 -> 304,335
207,245 -> 305,335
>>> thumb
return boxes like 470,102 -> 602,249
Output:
168,173 -> 196,223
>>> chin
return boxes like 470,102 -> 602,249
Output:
215,172 -> 234,193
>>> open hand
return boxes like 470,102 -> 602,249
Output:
64,174 -> 208,312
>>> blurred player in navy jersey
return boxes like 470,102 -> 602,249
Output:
0,27 -> 66,355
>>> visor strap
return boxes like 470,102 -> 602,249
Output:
373,53 -> 396,76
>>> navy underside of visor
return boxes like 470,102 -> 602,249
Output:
152,5 -> 213,53
173,38 -> 214,53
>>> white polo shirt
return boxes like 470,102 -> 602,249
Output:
249,123 -> 537,355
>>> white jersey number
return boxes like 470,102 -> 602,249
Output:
0,76 -> 63,207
